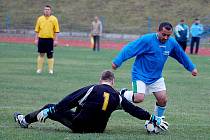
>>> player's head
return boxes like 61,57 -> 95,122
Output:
94,16 -> 99,22
44,5 -> 52,17
157,22 -> 173,43
100,70 -> 115,86
194,18 -> 200,25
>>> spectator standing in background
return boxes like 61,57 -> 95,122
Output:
35,5 -> 60,74
174,19 -> 189,52
90,16 -> 103,52
190,18 -> 204,55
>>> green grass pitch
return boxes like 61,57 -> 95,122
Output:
0,43 -> 210,140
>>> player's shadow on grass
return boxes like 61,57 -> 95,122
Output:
15,122 -> 167,135
18,125 -> 146,135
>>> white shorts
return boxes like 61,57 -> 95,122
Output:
132,77 -> 166,96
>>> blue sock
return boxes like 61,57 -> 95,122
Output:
154,103 -> 166,117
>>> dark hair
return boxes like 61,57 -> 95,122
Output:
158,22 -> 173,31
45,5 -> 51,9
100,70 -> 115,82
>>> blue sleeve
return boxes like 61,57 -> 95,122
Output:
54,85 -> 95,112
112,36 -> 148,68
200,24 -> 204,35
187,25 -> 190,38
169,41 -> 196,72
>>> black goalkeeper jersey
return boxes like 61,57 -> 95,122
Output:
54,84 -> 151,133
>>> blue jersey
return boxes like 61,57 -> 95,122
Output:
190,23 -> 204,37
113,33 -> 196,84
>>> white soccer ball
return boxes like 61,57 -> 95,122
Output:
145,121 -> 155,133
145,121 -> 161,134
146,122 -> 155,131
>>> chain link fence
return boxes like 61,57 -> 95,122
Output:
0,13 -> 209,44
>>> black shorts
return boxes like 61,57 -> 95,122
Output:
38,38 -> 54,53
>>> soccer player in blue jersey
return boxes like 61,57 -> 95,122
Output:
112,22 -> 198,118
14,70 -> 168,133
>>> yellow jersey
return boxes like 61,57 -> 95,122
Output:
35,15 -> 60,38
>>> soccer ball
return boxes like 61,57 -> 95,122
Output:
145,121 -> 155,133
145,121 -> 161,134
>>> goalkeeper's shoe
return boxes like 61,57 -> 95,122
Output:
13,112 -> 28,128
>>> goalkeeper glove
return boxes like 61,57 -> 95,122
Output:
37,107 -> 55,123
150,115 -> 169,131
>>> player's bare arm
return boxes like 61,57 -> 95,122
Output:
53,33 -> 58,47
34,33 -> 39,45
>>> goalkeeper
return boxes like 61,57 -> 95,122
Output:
14,70 -> 168,133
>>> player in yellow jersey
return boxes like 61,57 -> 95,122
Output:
34,5 -> 60,74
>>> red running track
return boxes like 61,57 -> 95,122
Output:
0,36 -> 210,56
